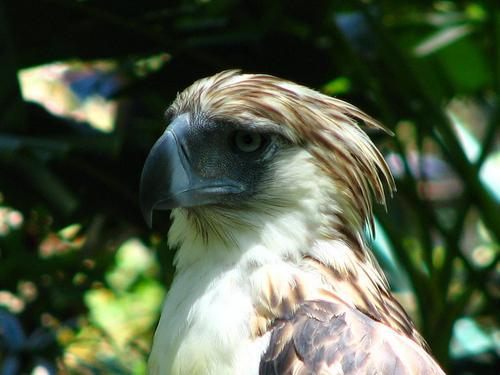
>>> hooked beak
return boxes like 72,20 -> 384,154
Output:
139,115 -> 244,227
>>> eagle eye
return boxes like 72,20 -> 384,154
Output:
232,130 -> 264,153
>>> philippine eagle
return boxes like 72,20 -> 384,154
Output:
140,70 -> 444,375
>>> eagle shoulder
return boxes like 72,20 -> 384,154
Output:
259,298 -> 444,375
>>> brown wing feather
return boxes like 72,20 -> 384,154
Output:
259,299 -> 444,375
304,256 -> 427,348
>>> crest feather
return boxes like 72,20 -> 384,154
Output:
169,70 -> 396,234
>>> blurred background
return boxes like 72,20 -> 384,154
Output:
0,0 -> 498,374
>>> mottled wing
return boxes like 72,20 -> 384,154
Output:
259,299 -> 444,375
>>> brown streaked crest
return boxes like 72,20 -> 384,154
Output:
167,70 -> 395,235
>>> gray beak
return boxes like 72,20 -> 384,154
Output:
139,115 -> 244,227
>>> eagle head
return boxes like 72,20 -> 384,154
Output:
140,70 -> 394,252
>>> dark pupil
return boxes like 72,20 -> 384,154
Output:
242,134 -> 254,144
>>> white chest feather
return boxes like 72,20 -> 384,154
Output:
148,256 -> 272,375
148,150 -> 339,374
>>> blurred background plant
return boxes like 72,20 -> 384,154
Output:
0,0 -> 498,374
